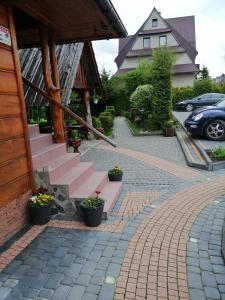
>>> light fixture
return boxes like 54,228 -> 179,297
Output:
93,89 -> 99,104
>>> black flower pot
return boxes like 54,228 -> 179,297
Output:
29,204 -> 52,225
108,172 -> 123,181
81,203 -> 104,227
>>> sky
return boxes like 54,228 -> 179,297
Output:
93,0 -> 225,78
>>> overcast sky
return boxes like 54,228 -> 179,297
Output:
93,0 -> 225,78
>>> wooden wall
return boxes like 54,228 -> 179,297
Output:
0,5 -> 32,245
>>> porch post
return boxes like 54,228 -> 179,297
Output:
40,26 -> 65,143
84,89 -> 94,139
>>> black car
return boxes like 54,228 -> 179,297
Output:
184,99 -> 225,141
176,93 -> 225,112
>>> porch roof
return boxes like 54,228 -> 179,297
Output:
2,0 -> 127,48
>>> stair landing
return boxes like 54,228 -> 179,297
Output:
28,124 -> 122,218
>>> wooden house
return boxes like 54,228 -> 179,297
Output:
0,1 -> 126,246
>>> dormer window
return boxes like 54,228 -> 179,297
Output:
143,37 -> 150,48
152,18 -> 158,27
159,35 -> 167,46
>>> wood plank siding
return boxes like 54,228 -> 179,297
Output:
0,5 -> 32,245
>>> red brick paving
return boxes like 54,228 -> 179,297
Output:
114,176 -> 225,300
98,145 -> 199,180
118,192 -> 163,217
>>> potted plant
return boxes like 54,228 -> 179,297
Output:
108,165 -> 123,181
29,187 -> 54,225
163,119 -> 175,137
69,129 -> 81,152
81,190 -> 105,227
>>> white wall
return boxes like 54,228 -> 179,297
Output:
143,9 -> 167,30
132,33 -> 178,50
172,74 -> 195,87
174,53 -> 192,64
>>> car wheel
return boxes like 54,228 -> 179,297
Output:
185,104 -> 194,112
204,119 -> 225,141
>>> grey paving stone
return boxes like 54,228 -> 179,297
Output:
102,247 -> 115,258
215,274 -> 225,284
75,274 -> 91,286
98,283 -> 115,300
213,265 -> 225,274
38,288 -> 54,299
221,294 -> 225,300
218,285 -> 225,293
44,273 -> 64,289
51,285 -> 71,300
189,288 -> 206,300
67,285 -> 85,300
59,254 -> 74,267
86,284 -> 101,295
23,288 -> 39,298
204,287 -> 220,299
90,275 -> 105,286
82,293 -> 97,300
60,276 -> 74,286
0,287 -> 11,300
66,263 -> 82,278
106,263 -> 121,278
199,258 -> 213,271
201,271 -> 217,288
187,241 -> 198,252
199,251 -> 208,258
188,273 -> 202,289
29,273 -> 49,289
210,256 -> 224,265
187,257 -> 200,267
81,261 -> 96,275
187,266 -> 201,274
88,250 -> 102,262
3,279 -> 19,288
96,257 -> 111,270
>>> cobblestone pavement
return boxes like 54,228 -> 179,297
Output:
0,117 -> 225,300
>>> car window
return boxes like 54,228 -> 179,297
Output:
211,94 -> 222,100
216,99 -> 225,107
198,94 -> 211,101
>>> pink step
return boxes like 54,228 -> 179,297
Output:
30,133 -> 53,153
101,182 -> 123,218
70,171 -> 108,200
28,124 -> 40,138
48,153 -> 80,182
32,143 -> 67,170
52,162 -> 94,194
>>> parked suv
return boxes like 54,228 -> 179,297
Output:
175,93 -> 225,112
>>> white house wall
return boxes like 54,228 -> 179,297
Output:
132,32 -> 178,50
174,53 -> 192,64
143,9 -> 167,30
172,74 -> 195,87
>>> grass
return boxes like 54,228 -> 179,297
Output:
126,119 -> 141,135
209,147 -> 225,161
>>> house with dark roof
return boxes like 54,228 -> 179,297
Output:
114,7 -> 198,87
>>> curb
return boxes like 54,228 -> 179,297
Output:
125,118 -> 163,136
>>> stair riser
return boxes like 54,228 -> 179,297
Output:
49,155 -> 81,182
102,183 -> 123,216
33,144 -> 67,170
71,173 -> 108,199
30,134 -> 53,153
28,124 -> 40,138
68,165 -> 94,194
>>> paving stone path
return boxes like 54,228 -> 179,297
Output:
0,117 -> 225,300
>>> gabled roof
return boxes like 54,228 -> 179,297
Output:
115,7 -> 197,69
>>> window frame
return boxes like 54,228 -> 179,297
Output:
152,18 -> 158,27
159,35 -> 167,46
143,37 -> 150,49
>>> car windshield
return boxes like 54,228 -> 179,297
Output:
216,99 -> 225,107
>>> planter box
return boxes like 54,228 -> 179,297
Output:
163,127 -> 175,137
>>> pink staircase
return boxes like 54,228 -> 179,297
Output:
28,124 -> 122,218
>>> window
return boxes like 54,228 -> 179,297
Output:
152,19 -> 158,27
143,37 -> 150,48
159,35 -> 167,46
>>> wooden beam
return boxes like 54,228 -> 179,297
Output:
8,7 -> 36,193
22,77 -> 116,147
40,26 -> 65,143
84,89 -> 94,140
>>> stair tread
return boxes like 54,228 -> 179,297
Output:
52,162 -> 93,185
30,133 -> 53,141
101,181 -> 123,214
48,153 -> 80,171
32,143 -> 66,156
70,171 -> 108,198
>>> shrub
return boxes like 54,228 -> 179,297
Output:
210,147 -> 225,161
130,84 -> 153,121
172,86 -> 194,105
92,117 -> 102,129
99,114 -> 113,131
151,48 -> 174,129
193,79 -> 213,96
105,106 -> 115,117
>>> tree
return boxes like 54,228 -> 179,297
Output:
151,48 -> 174,128
197,65 -> 210,80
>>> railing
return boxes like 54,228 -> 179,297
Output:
22,76 -> 116,147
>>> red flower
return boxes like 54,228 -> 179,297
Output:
95,190 -> 101,198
